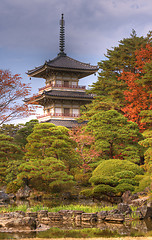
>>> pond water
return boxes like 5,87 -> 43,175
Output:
0,218 -> 152,239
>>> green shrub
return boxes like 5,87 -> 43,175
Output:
115,183 -> 135,194
6,180 -> 23,194
118,178 -> 138,186
115,170 -> 135,179
93,159 -> 144,177
133,174 -> 144,182
93,184 -> 116,197
80,188 -> 93,198
90,159 -> 144,197
137,175 -> 151,192
74,172 -> 91,186
89,176 -> 118,187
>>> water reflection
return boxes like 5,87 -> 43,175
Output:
0,219 -> 152,239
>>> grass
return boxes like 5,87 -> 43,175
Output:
0,203 -> 116,213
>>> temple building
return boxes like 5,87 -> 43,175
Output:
26,14 -> 98,128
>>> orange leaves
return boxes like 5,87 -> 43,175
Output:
0,69 -> 36,125
69,126 -> 101,172
119,44 -> 152,130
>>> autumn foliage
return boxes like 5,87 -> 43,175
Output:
0,70 -> 36,125
70,126 -> 101,172
119,44 -> 152,130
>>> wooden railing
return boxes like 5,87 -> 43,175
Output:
39,84 -> 86,91
37,113 -> 80,119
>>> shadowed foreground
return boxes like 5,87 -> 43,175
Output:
5,237 -> 152,240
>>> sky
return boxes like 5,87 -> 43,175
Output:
1,0 -> 152,123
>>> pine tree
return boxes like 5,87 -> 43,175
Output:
89,30 -> 152,110
0,134 -> 23,184
86,110 -> 143,163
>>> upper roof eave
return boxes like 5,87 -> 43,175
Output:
26,55 -> 98,78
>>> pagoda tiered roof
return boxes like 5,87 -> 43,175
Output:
27,54 -> 98,79
26,89 -> 94,105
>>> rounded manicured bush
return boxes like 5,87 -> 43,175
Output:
93,184 -> 116,196
80,189 -> 93,198
137,175 -> 151,192
93,159 -> 143,177
114,170 -> 135,179
115,183 -> 135,193
90,159 -> 144,197
118,178 -> 137,186
89,176 -> 118,187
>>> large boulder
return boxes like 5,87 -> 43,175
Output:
117,203 -> 132,215
16,185 -> 31,199
137,205 -> 152,219
0,191 -> 10,202
4,217 -> 36,230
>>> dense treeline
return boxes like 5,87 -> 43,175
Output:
0,30 -> 152,200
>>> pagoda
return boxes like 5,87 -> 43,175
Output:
26,14 -> 98,128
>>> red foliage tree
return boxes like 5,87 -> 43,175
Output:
0,69 -> 36,125
119,44 -> 152,130
69,126 -> 101,173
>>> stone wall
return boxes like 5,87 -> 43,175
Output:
0,203 -> 152,232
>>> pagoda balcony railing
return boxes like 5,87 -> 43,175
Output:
37,112 -> 80,119
39,84 -> 86,91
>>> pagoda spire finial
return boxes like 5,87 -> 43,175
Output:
58,14 -> 66,56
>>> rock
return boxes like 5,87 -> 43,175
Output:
26,212 -> 38,218
117,203 -> 132,215
2,217 -> 36,230
48,212 -> 63,222
0,191 -> 10,202
122,190 -> 132,204
75,215 -> 81,222
38,217 -> 50,225
81,213 -> 97,222
137,205 -> 152,219
16,185 -> 31,199
97,211 -> 108,222
37,210 -> 48,219
8,193 -> 16,200
131,196 -> 149,206
105,213 -> 124,223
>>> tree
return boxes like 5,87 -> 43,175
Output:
139,130 -> 152,173
24,123 -> 78,171
0,123 -> 23,138
69,126 -> 101,173
88,31 -> 152,111
86,110 -> 143,163
15,157 -> 74,193
0,134 -> 23,184
0,69 -> 36,125
15,119 -> 39,148
89,159 -> 144,197
119,44 -> 152,129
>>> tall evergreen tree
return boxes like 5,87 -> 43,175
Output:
0,134 -> 23,184
24,123 -> 78,171
88,30 -> 152,110
86,110 -> 143,163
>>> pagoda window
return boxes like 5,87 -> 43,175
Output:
72,109 -> 79,117
64,108 -> 70,116
71,81 -> 77,88
64,81 -> 69,87
56,80 -> 62,87
55,107 -> 62,115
